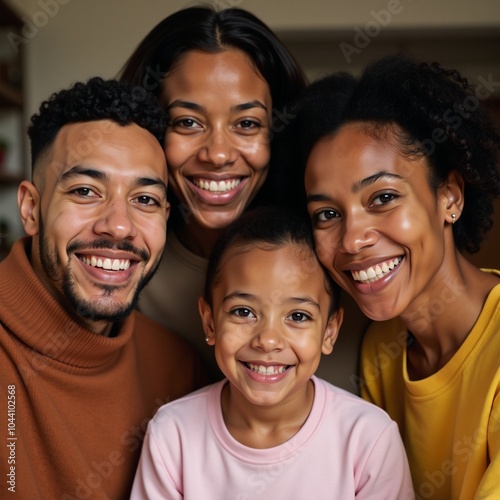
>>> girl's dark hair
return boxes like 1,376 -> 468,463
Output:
204,206 -> 341,315
28,77 -> 167,171
118,5 -> 307,208
294,54 -> 500,254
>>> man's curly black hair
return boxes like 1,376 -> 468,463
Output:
28,76 -> 167,172
294,54 -> 500,254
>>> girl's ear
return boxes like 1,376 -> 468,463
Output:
441,170 -> 465,225
18,181 -> 40,236
322,307 -> 344,355
198,296 -> 216,346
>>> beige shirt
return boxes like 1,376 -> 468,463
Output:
139,230 -> 222,381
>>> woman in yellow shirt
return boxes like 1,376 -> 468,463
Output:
298,54 -> 500,499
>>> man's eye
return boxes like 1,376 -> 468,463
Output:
72,187 -> 98,197
135,195 -> 159,206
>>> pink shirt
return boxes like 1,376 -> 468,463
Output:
131,376 -> 414,499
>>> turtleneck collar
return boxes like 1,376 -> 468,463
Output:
0,238 -> 136,371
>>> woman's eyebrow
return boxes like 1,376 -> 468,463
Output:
167,100 -> 268,114
306,171 -> 405,204
232,100 -> 268,113
307,193 -> 330,204
166,100 -> 204,112
352,171 -> 403,193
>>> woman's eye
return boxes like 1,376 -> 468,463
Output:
236,119 -> 260,130
287,312 -> 311,322
371,192 -> 397,206
314,209 -> 339,223
231,307 -> 255,318
172,118 -> 202,129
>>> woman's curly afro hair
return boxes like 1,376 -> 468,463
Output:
295,54 -> 500,254
28,76 -> 167,171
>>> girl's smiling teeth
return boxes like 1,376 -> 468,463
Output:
192,177 -> 242,193
245,362 -> 290,375
79,255 -> 131,271
351,257 -> 402,284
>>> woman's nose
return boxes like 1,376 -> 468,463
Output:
197,128 -> 238,168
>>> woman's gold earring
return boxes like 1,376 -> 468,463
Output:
451,213 -> 457,224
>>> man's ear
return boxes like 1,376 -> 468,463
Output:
441,170 -> 465,225
18,181 -> 40,236
198,296 -> 216,346
322,307 -> 344,355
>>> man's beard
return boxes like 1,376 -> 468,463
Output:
38,217 -> 161,323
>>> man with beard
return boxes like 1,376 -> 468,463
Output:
0,77 -> 206,499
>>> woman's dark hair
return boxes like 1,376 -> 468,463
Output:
28,76 -> 167,171
203,206 -> 341,316
294,54 -> 500,254
118,5 -> 307,209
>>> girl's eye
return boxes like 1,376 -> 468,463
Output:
287,312 -> 311,322
313,209 -> 339,223
231,307 -> 255,319
371,192 -> 397,206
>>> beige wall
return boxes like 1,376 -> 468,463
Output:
8,0 -> 500,117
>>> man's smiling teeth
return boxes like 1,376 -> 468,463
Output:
351,257 -> 402,284
246,363 -> 288,375
81,256 -> 131,271
193,178 -> 241,192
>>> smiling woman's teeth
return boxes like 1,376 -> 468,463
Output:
81,256 -> 131,271
194,178 -> 241,192
351,257 -> 402,284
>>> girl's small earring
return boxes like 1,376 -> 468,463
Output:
205,337 -> 210,342
451,213 -> 457,224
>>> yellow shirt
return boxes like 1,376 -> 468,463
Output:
360,271 -> 500,500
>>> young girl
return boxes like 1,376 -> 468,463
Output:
131,207 -> 414,499
299,55 -> 500,499
119,6 -> 307,380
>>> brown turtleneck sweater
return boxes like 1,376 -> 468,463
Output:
0,239 -> 206,499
